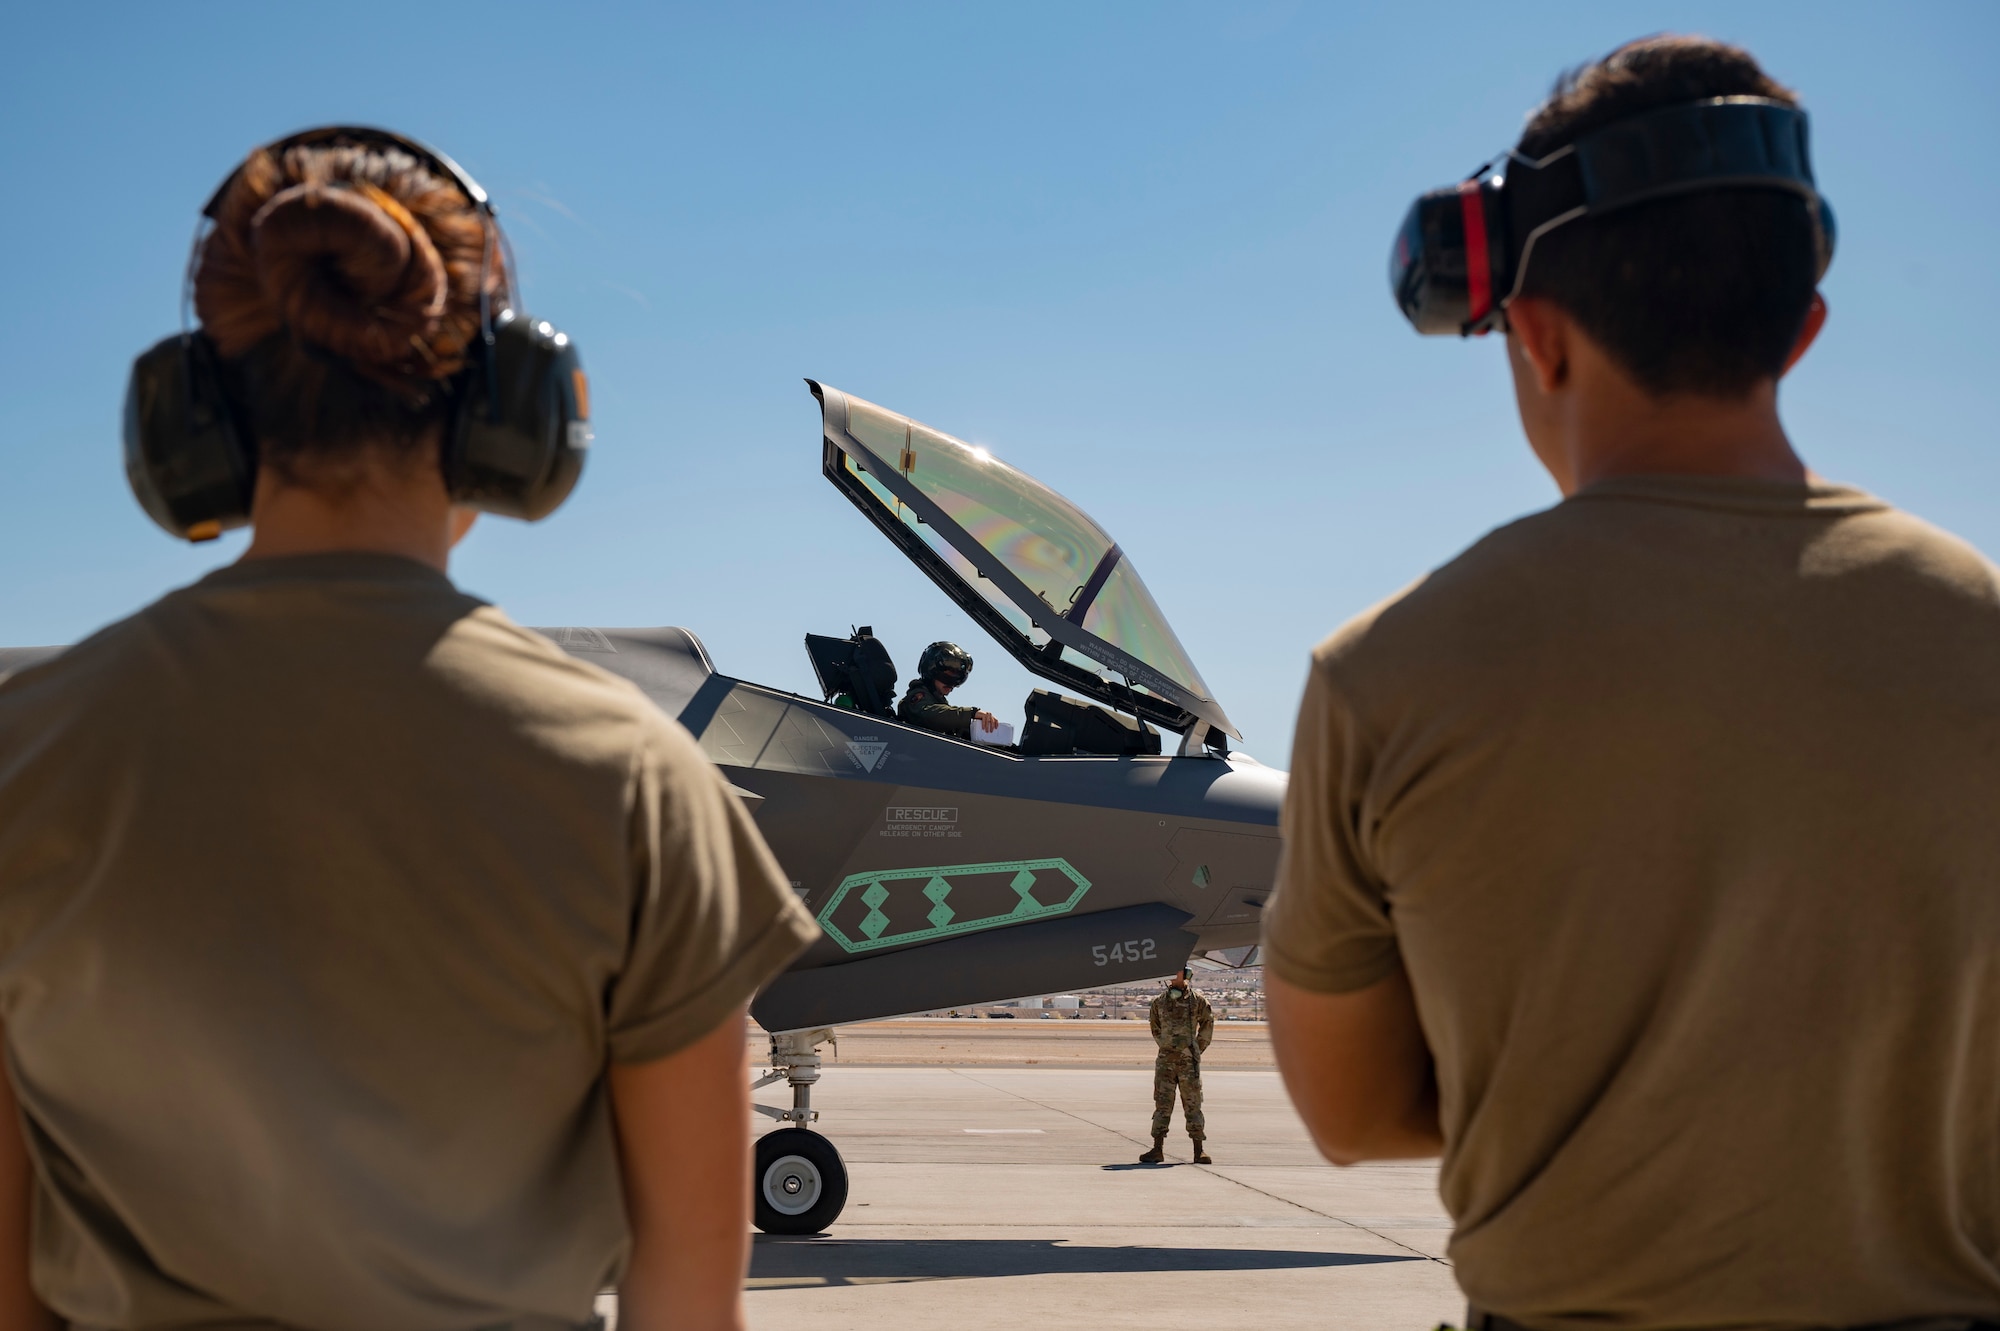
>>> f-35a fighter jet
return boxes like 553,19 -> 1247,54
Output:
0,383 -> 1286,1236
559,384 -> 1286,1233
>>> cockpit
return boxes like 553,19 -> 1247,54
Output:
804,625 -> 1165,758
804,382 -> 1236,759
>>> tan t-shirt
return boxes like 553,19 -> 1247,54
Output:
1265,477 -> 2000,1327
0,553 -> 819,1331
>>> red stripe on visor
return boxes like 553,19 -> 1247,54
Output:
1458,180 -> 1493,333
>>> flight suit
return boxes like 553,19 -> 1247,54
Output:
897,678 -> 977,738
1148,986 -> 1214,1142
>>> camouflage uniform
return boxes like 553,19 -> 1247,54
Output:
897,678 -> 977,738
1148,986 -> 1214,1139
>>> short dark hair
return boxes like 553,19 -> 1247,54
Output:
1514,36 -> 1821,399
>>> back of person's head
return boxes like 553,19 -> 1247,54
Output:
1515,35 -> 1818,399
194,139 -> 504,486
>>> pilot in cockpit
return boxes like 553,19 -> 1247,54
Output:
898,641 -> 1001,740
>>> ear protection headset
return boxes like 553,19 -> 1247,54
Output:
1390,97 -> 1836,337
123,126 -> 591,541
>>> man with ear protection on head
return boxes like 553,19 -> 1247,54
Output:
0,128 -> 817,1331
1262,36 -> 2000,1331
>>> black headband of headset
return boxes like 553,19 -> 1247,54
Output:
201,125 -> 491,219
1391,96 -> 1835,336
1502,97 -> 1826,296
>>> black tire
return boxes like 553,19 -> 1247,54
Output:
753,1128 -> 849,1235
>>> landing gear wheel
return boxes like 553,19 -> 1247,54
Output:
753,1128 -> 848,1235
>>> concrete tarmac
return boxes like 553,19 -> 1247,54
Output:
750,1015 -> 1281,1069
733,1023 -> 1463,1330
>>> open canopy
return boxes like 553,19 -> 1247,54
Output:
811,381 -> 1236,740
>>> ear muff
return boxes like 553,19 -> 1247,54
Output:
1391,177 -> 1507,336
445,310 -> 591,521
122,332 -> 256,542
125,125 -> 590,541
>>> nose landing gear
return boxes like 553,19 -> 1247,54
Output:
751,1028 -> 849,1234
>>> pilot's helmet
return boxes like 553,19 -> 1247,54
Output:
919,641 -> 974,688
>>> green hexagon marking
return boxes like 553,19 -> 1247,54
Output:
818,858 -> 1092,954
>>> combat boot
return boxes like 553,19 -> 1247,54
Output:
1137,1136 -> 1166,1163
1190,1136 -> 1211,1164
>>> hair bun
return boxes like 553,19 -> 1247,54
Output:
249,182 -> 449,375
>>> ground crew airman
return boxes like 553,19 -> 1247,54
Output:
898,641 -> 999,738
1139,966 -> 1214,1164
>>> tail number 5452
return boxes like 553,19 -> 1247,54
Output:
1092,938 -> 1156,966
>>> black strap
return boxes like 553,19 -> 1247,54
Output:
1507,97 -> 1819,230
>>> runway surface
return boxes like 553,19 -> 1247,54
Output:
747,1015 -> 1281,1068
726,1022 -> 1463,1330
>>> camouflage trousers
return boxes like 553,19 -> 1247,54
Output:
1150,1048 -> 1204,1138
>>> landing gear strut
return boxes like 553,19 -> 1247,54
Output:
751,1028 -> 849,1234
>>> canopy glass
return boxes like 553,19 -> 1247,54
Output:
835,391 -> 1221,722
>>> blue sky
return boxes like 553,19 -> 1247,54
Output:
2,2 -> 1994,763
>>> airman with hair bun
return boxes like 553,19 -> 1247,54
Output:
0,130 -> 818,1331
